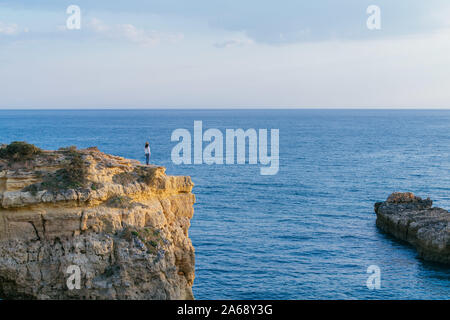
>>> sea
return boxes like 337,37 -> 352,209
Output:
0,109 -> 449,299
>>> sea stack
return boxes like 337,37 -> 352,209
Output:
0,143 -> 195,299
375,192 -> 450,264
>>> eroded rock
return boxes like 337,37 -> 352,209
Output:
0,146 -> 195,299
375,192 -> 449,264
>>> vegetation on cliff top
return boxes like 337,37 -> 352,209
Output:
1,143 -> 158,196
0,141 -> 42,162
58,148 -> 88,188
23,147 -> 89,194
113,166 -> 156,186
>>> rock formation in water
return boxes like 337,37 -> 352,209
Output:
375,192 -> 449,264
0,142 -> 195,299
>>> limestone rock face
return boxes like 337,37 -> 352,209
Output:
0,146 -> 195,299
375,192 -> 449,264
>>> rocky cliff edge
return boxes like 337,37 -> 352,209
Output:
0,142 -> 195,299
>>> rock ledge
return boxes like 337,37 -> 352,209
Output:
375,192 -> 449,264
0,145 -> 196,299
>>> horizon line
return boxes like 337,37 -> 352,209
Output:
1,107 -> 450,111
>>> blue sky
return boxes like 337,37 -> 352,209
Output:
1,0 -> 450,108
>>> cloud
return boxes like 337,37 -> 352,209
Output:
206,0 -> 450,44
87,18 -> 183,46
0,22 -> 28,35
89,18 -> 109,33
3,1 -> 450,44
214,37 -> 254,48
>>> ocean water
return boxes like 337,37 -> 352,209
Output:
0,109 -> 449,300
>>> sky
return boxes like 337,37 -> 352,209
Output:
0,0 -> 450,109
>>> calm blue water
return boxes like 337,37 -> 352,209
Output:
1,109 -> 449,300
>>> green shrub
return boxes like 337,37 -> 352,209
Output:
113,168 -> 157,186
60,151 -> 87,187
121,226 -> 165,255
58,145 -> 77,152
23,183 -> 40,196
106,196 -> 134,209
0,141 -> 41,161
113,172 -> 137,185
134,167 -> 157,185
90,182 -> 103,191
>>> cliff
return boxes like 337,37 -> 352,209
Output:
375,192 -> 449,264
0,143 -> 196,299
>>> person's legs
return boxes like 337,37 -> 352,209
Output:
146,154 -> 149,165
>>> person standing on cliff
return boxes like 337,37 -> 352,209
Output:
145,141 -> 151,165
